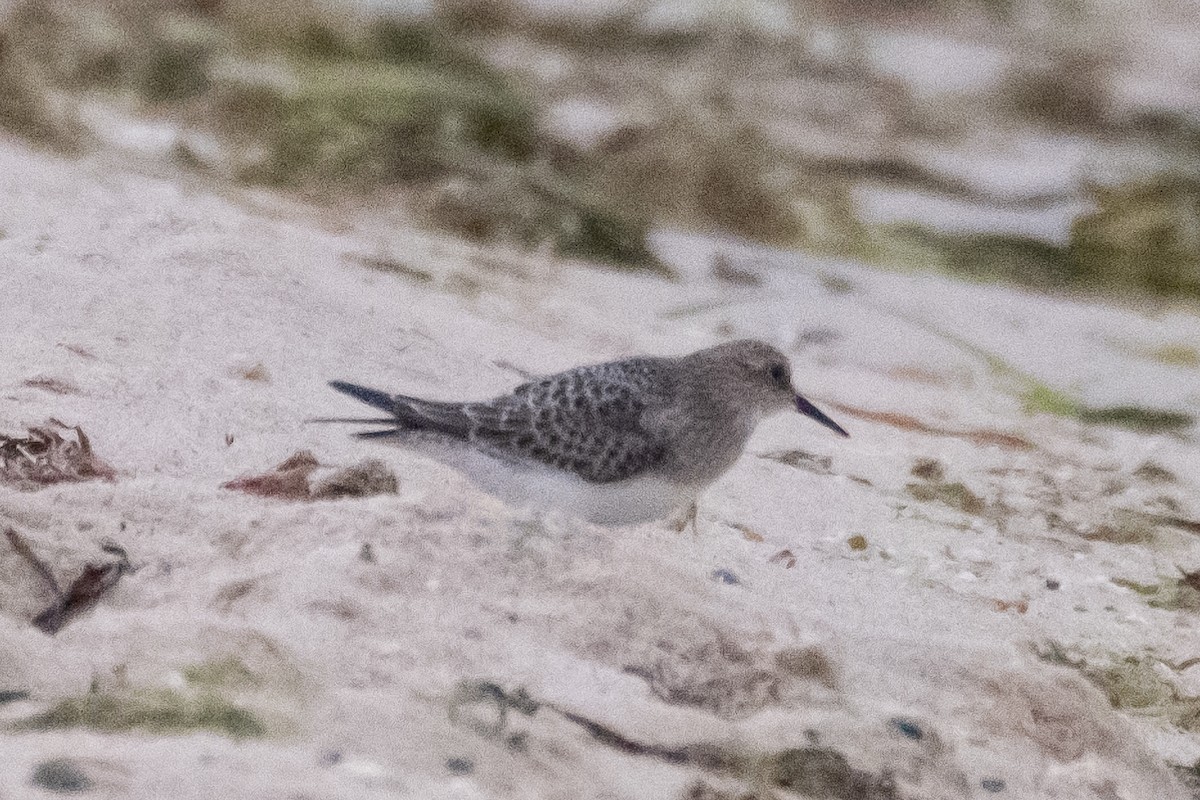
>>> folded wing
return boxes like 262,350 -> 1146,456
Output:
327,358 -> 672,483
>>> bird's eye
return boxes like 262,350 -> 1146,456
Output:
769,364 -> 787,385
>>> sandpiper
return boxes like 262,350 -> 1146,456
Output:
315,340 -> 848,525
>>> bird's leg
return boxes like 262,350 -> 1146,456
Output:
671,501 -> 699,536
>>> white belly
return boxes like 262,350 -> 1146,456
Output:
394,436 -> 697,525
519,470 -> 696,525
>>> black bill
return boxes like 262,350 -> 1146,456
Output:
795,395 -> 850,438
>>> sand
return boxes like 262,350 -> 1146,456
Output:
1,138 -> 1199,799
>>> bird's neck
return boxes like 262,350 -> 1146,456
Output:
667,393 -> 761,485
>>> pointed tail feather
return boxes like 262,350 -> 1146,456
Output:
328,381 -> 396,413
322,381 -> 454,438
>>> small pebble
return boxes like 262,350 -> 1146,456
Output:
981,777 -> 1006,792
889,717 -> 923,740
31,759 -> 93,793
847,535 -> 868,551
446,757 -> 474,775
711,569 -> 740,585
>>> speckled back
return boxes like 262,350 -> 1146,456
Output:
390,358 -> 675,483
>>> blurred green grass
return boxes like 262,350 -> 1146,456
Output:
0,2 -> 665,272
11,657 -> 274,739
14,688 -> 267,739
1,0 -> 1198,297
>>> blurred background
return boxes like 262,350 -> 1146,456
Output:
2,0 -> 1198,305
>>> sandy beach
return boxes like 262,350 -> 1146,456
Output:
2,134 -> 1200,799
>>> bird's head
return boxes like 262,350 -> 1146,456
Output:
689,339 -> 849,437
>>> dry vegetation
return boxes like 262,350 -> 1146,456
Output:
0,421 -> 116,489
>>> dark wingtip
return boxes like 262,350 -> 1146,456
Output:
354,428 -> 402,439
795,394 -> 850,438
328,381 -> 396,413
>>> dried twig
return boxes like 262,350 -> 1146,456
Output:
4,527 -> 62,601
4,527 -> 132,635
33,554 -> 131,635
